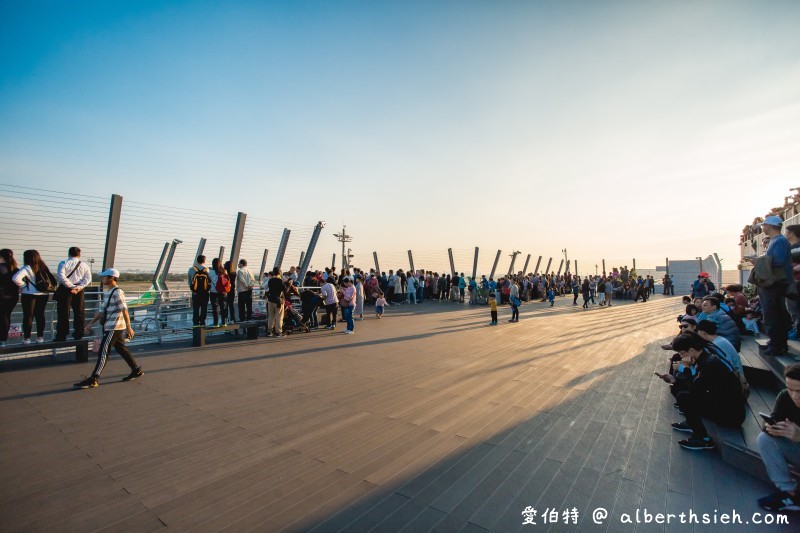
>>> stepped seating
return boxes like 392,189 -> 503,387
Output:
711,336 -> 800,482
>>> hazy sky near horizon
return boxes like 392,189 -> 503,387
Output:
2,0 -> 799,273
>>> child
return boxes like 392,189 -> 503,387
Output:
375,291 -> 388,319
488,292 -> 498,325
547,287 -> 555,306
743,311 -> 760,336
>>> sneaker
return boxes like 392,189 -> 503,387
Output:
678,436 -> 715,450
36,337 -> 45,344
22,338 -> 31,345
274,333 -> 283,338
763,346 -> 789,356
344,330 -> 354,335
265,332 -> 273,337
671,422 -> 693,433
122,368 -> 143,382
758,490 -> 800,512
74,376 -> 98,389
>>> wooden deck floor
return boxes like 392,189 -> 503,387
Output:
0,296 -> 793,532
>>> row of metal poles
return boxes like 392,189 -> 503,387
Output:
99,194 -> 651,287
101,194 -> 325,290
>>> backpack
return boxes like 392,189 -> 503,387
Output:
28,267 -> 56,293
215,271 -> 231,294
191,266 -> 210,293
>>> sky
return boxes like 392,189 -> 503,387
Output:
2,0 -> 799,275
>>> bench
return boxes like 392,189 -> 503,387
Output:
192,321 -> 262,347
0,339 -> 90,363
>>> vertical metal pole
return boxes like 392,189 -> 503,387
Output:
490,250 -> 501,279
633,258 -> 636,271
508,252 -> 519,277
159,239 -> 181,291
665,257 -> 669,276
151,242 -> 169,291
273,228 -> 290,270
331,254 -> 336,272
218,246 -> 225,263
713,253 -> 722,288
522,254 -> 531,275
557,259 -> 564,275
195,238 -> 207,263
259,249 -> 269,281
545,257 -> 553,274
566,260 -> 571,274
297,221 -> 324,283
534,256 -> 542,275
298,251 -> 305,269
102,194 -> 123,270
602,259 -> 606,275
448,248 -> 456,277
575,260 -> 579,276
373,252 -> 381,274
229,212 -> 247,271
408,250 -> 415,274
472,247 -> 479,280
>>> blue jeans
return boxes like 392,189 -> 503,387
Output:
758,284 -> 790,350
408,291 -> 416,304
342,306 -> 354,332
417,286 -> 423,302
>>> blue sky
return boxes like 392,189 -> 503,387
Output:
2,0 -> 799,273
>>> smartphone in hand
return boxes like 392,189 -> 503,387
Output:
759,412 -> 776,426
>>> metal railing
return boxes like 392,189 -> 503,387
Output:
3,287 -> 311,349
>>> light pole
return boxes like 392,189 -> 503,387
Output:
562,249 -> 568,272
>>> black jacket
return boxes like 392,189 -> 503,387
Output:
691,350 -> 746,412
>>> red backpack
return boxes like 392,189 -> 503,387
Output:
216,271 -> 231,294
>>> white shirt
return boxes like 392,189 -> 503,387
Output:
57,257 -> 91,291
321,283 -> 338,305
12,265 -> 46,295
236,267 -> 255,292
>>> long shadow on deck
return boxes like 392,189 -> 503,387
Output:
291,342 -> 783,533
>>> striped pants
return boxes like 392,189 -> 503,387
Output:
91,330 -> 139,378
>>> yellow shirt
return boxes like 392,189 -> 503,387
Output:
489,300 -> 497,311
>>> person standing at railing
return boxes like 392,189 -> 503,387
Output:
12,250 -> 56,344
236,259 -> 256,322
54,247 -> 92,342
265,267 -> 284,337
188,255 -> 210,326
224,261 -> 237,324
208,258 -> 230,327
0,249 -> 19,347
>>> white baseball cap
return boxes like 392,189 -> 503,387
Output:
99,268 -> 120,278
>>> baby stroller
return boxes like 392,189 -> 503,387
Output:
282,300 -> 310,334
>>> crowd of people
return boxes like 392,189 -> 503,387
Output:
652,214 -> 800,513
3,237 -> 799,513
